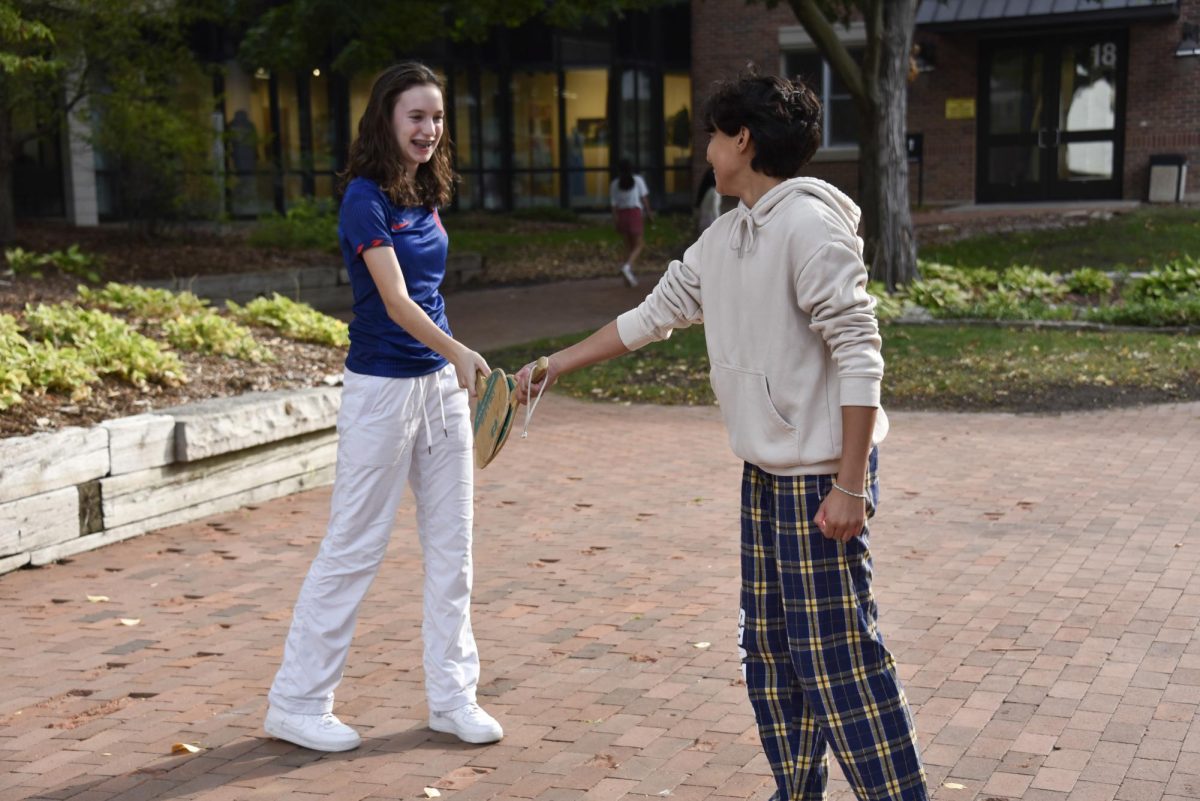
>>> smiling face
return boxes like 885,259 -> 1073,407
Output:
705,126 -> 750,198
391,83 -> 444,177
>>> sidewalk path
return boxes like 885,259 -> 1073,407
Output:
445,277 -> 643,351
2,397 -> 1198,801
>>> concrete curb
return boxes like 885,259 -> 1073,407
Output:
0,388 -> 342,575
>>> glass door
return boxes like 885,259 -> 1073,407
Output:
978,31 -> 1125,202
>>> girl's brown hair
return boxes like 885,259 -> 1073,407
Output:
337,62 -> 456,208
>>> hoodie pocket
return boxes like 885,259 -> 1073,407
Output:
709,362 -> 798,469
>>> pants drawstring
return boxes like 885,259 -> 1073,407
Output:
437,374 -> 448,439
419,373 -> 434,454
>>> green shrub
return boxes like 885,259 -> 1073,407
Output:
1066,268 -> 1115,298
22,342 -> 98,401
918,262 -> 1000,291
1125,259 -> 1200,302
902,278 -> 972,317
0,314 -> 98,407
22,303 -> 186,387
963,288 -> 1025,320
999,265 -> 1067,301
0,315 -> 32,409
163,311 -> 274,362
1085,295 -> 1200,327
4,247 -> 46,278
249,198 -> 339,251
3,245 -> 102,282
227,293 -> 349,347
79,282 -> 209,317
868,282 -> 905,322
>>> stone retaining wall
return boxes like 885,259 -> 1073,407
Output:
0,388 -> 341,575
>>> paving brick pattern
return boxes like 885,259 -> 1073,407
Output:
1,398 -> 1198,801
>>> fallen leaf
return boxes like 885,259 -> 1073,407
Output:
87,595 -> 109,603
423,789 -> 442,798
942,782 -> 966,790
119,618 -> 141,626
693,642 -> 711,649
171,743 -> 202,754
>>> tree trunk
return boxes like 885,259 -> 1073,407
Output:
0,102 -> 15,248
860,1 -> 918,290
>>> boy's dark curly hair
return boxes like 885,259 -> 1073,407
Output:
702,68 -> 822,178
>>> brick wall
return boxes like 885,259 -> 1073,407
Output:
690,0 -> 797,189
691,0 -> 1200,205
907,32 -> 977,206
1124,0 -> 1200,201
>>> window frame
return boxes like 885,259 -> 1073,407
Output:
778,22 -> 865,162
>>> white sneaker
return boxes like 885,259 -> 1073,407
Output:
620,263 -> 638,287
429,702 -> 504,744
264,706 -> 361,751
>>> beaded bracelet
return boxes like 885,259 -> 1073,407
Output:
831,481 -> 869,501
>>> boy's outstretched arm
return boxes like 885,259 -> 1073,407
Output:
515,320 -> 629,401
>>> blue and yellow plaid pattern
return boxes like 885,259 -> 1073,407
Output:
738,450 -> 928,801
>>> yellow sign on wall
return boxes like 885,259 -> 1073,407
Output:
945,98 -> 976,120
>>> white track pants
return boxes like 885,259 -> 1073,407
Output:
268,365 -> 479,714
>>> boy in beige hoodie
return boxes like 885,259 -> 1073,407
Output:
518,72 -> 927,801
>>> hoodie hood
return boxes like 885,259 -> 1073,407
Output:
728,176 -> 862,256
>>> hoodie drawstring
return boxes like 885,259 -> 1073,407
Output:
728,206 -> 757,256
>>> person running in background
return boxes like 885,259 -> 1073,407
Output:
264,61 -> 504,753
610,157 -> 652,287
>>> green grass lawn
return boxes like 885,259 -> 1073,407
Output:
487,324 -> 1200,413
920,207 -> 1200,272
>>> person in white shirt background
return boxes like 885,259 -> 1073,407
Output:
609,158 -> 652,287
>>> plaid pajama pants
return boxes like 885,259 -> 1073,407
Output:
738,450 -> 928,801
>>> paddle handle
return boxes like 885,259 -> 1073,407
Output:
475,370 -> 487,399
531,356 -> 549,384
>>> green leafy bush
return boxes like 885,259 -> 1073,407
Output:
1085,296 -> 1200,327
1125,259 -> 1200,302
249,198 -> 339,251
0,314 -> 98,408
902,278 -> 972,317
79,282 -> 209,317
22,303 -> 186,387
163,311 -> 274,362
999,266 -> 1067,301
227,293 -> 349,347
3,245 -> 102,282
919,262 -> 999,291
868,282 -> 905,322
1066,268 -> 1115,298
0,315 -> 33,409
22,342 -> 98,401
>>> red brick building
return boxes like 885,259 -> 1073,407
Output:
692,0 -> 1200,206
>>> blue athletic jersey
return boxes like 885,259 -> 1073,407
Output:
338,177 -> 451,377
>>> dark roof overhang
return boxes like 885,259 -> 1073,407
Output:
916,0 -> 1179,32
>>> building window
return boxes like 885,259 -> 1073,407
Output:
663,72 -> 692,207
783,49 -> 862,148
564,68 -> 610,209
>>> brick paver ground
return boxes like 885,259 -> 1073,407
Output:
2,397 -> 1198,801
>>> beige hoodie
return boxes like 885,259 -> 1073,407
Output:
616,176 -> 888,476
